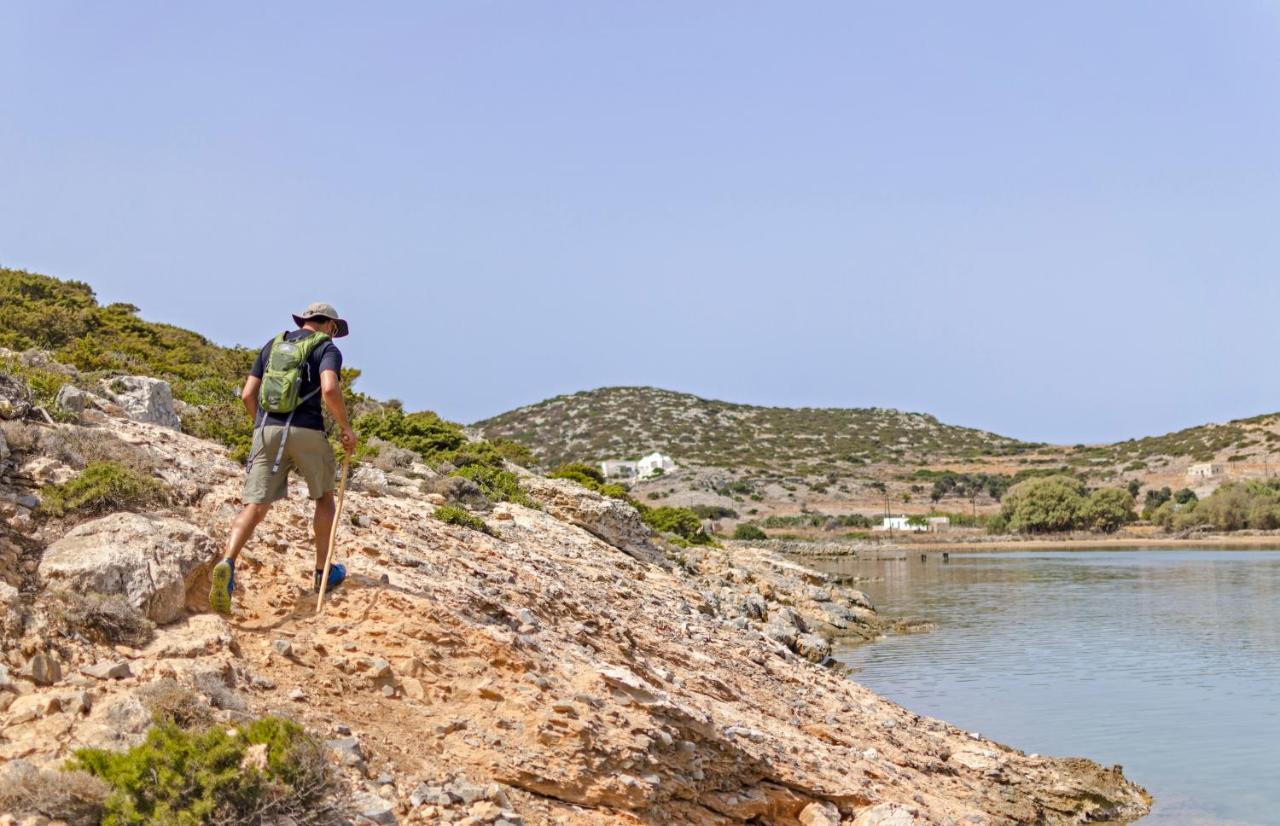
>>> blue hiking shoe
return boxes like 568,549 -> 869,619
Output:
209,558 -> 235,615
314,563 -> 346,594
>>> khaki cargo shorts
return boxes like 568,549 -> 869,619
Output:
243,425 -> 336,504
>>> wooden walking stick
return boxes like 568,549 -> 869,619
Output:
316,453 -> 352,613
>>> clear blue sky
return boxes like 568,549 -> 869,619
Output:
3,2 -> 1279,444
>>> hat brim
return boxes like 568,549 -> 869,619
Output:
292,314 -> 349,338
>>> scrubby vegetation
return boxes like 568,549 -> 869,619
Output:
760,512 -> 873,530
434,504 -> 496,536
38,461 -> 168,519
353,407 -> 534,505
999,475 -> 1136,534
548,463 -> 629,499
732,523 -> 768,541
0,764 -> 109,826
68,716 -> 344,825
46,590 -> 155,648
476,386 -> 1043,474
640,506 -> 714,545
1151,479 -> 1280,532
1,267 -> 259,447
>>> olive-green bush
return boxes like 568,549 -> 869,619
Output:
39,461 -> 168,518
434,504 -> 496,536
67,716 -> 343,826
732,523 -> 768,541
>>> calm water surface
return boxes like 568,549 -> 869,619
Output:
811,551 -> 1280,825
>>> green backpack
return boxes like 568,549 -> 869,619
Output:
258,331 -> 330,414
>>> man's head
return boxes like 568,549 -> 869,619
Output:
293,302 -> 349,338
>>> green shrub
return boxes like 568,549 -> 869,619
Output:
691,504 -> 738,520
550,462 -> 606,487
354,408 -> 466,462
642,507 -> 713,545
733,523 -> 768,541
46,590 -> 155,648
39,461 -> 167,518
68,716 -> 343,826
434,504 -> 496,536
450,463 -> 533,508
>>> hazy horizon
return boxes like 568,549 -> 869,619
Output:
4,2 -> 1279,443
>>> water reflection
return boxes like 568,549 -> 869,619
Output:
809,551 -> 1280,825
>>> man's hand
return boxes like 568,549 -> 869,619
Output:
340,426 -> 358,454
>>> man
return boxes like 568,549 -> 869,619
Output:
209,302 -> 359,615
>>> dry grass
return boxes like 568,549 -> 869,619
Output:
0,763 -> 109,826
137,678 -> 215,729
45,590 -> 155,647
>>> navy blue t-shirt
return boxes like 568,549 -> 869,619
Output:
249,330 -> 343,431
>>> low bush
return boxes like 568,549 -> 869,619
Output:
39,461 -> 168,518
0,764 -> 109,826
732,523 -> 768,541
68,716 -> 345,826
46,590 -> 155,648
642,506 -> 713,545
692,504 -> 738,520
137,679 -> 215,729
354,408 -> 466,462
434,504 -> 496,536
450,463 -> 533,508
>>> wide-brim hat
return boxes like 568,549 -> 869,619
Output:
292,302 -> 349,338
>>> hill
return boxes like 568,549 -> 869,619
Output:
474,387 -> 1043,473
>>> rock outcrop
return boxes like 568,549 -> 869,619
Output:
519,473 -> 666,566
98,376 -> 181,429
37,512 -> 215,623
0,414 -> 1151,824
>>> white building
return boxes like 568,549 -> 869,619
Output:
637,452 -> 677,479
874,515 -> 949,532
1187,462 -> 1224,480
600,460 -> 637,480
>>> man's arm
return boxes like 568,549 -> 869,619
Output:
320,369 -> 357,453
241,375 -> 262,422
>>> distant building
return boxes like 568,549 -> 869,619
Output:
1187,462 -> 1224,480
637,452 -> 677,478
601,452 -> 677,481
874,515 -> 949,533
600,460 -> 637,480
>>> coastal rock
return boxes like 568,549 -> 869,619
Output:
99,376 -> 181,429
38,512 -> 215,623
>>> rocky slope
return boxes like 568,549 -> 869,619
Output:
0,395 -> 1150,824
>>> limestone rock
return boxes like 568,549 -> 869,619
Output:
99,376 -> 181,429
852,803 -> 921,825
28,653 -> 61,686
83,660 -> 132,680
39,512 -> 215,623
0,374 -> 32,420
54,384 -> 90,415
351,465 -> 389,495
352,790 -> 398,824
794,633 -> 832,663
519,474 -> 664,565
799,801 -> 842,826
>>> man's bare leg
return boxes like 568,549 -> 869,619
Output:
226,504 -> 273,563
211,503 -> 271,614
313,491 -> 336,575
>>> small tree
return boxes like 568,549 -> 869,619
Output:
1082,488 -> 1136,533
1001,475 -> 1086,534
